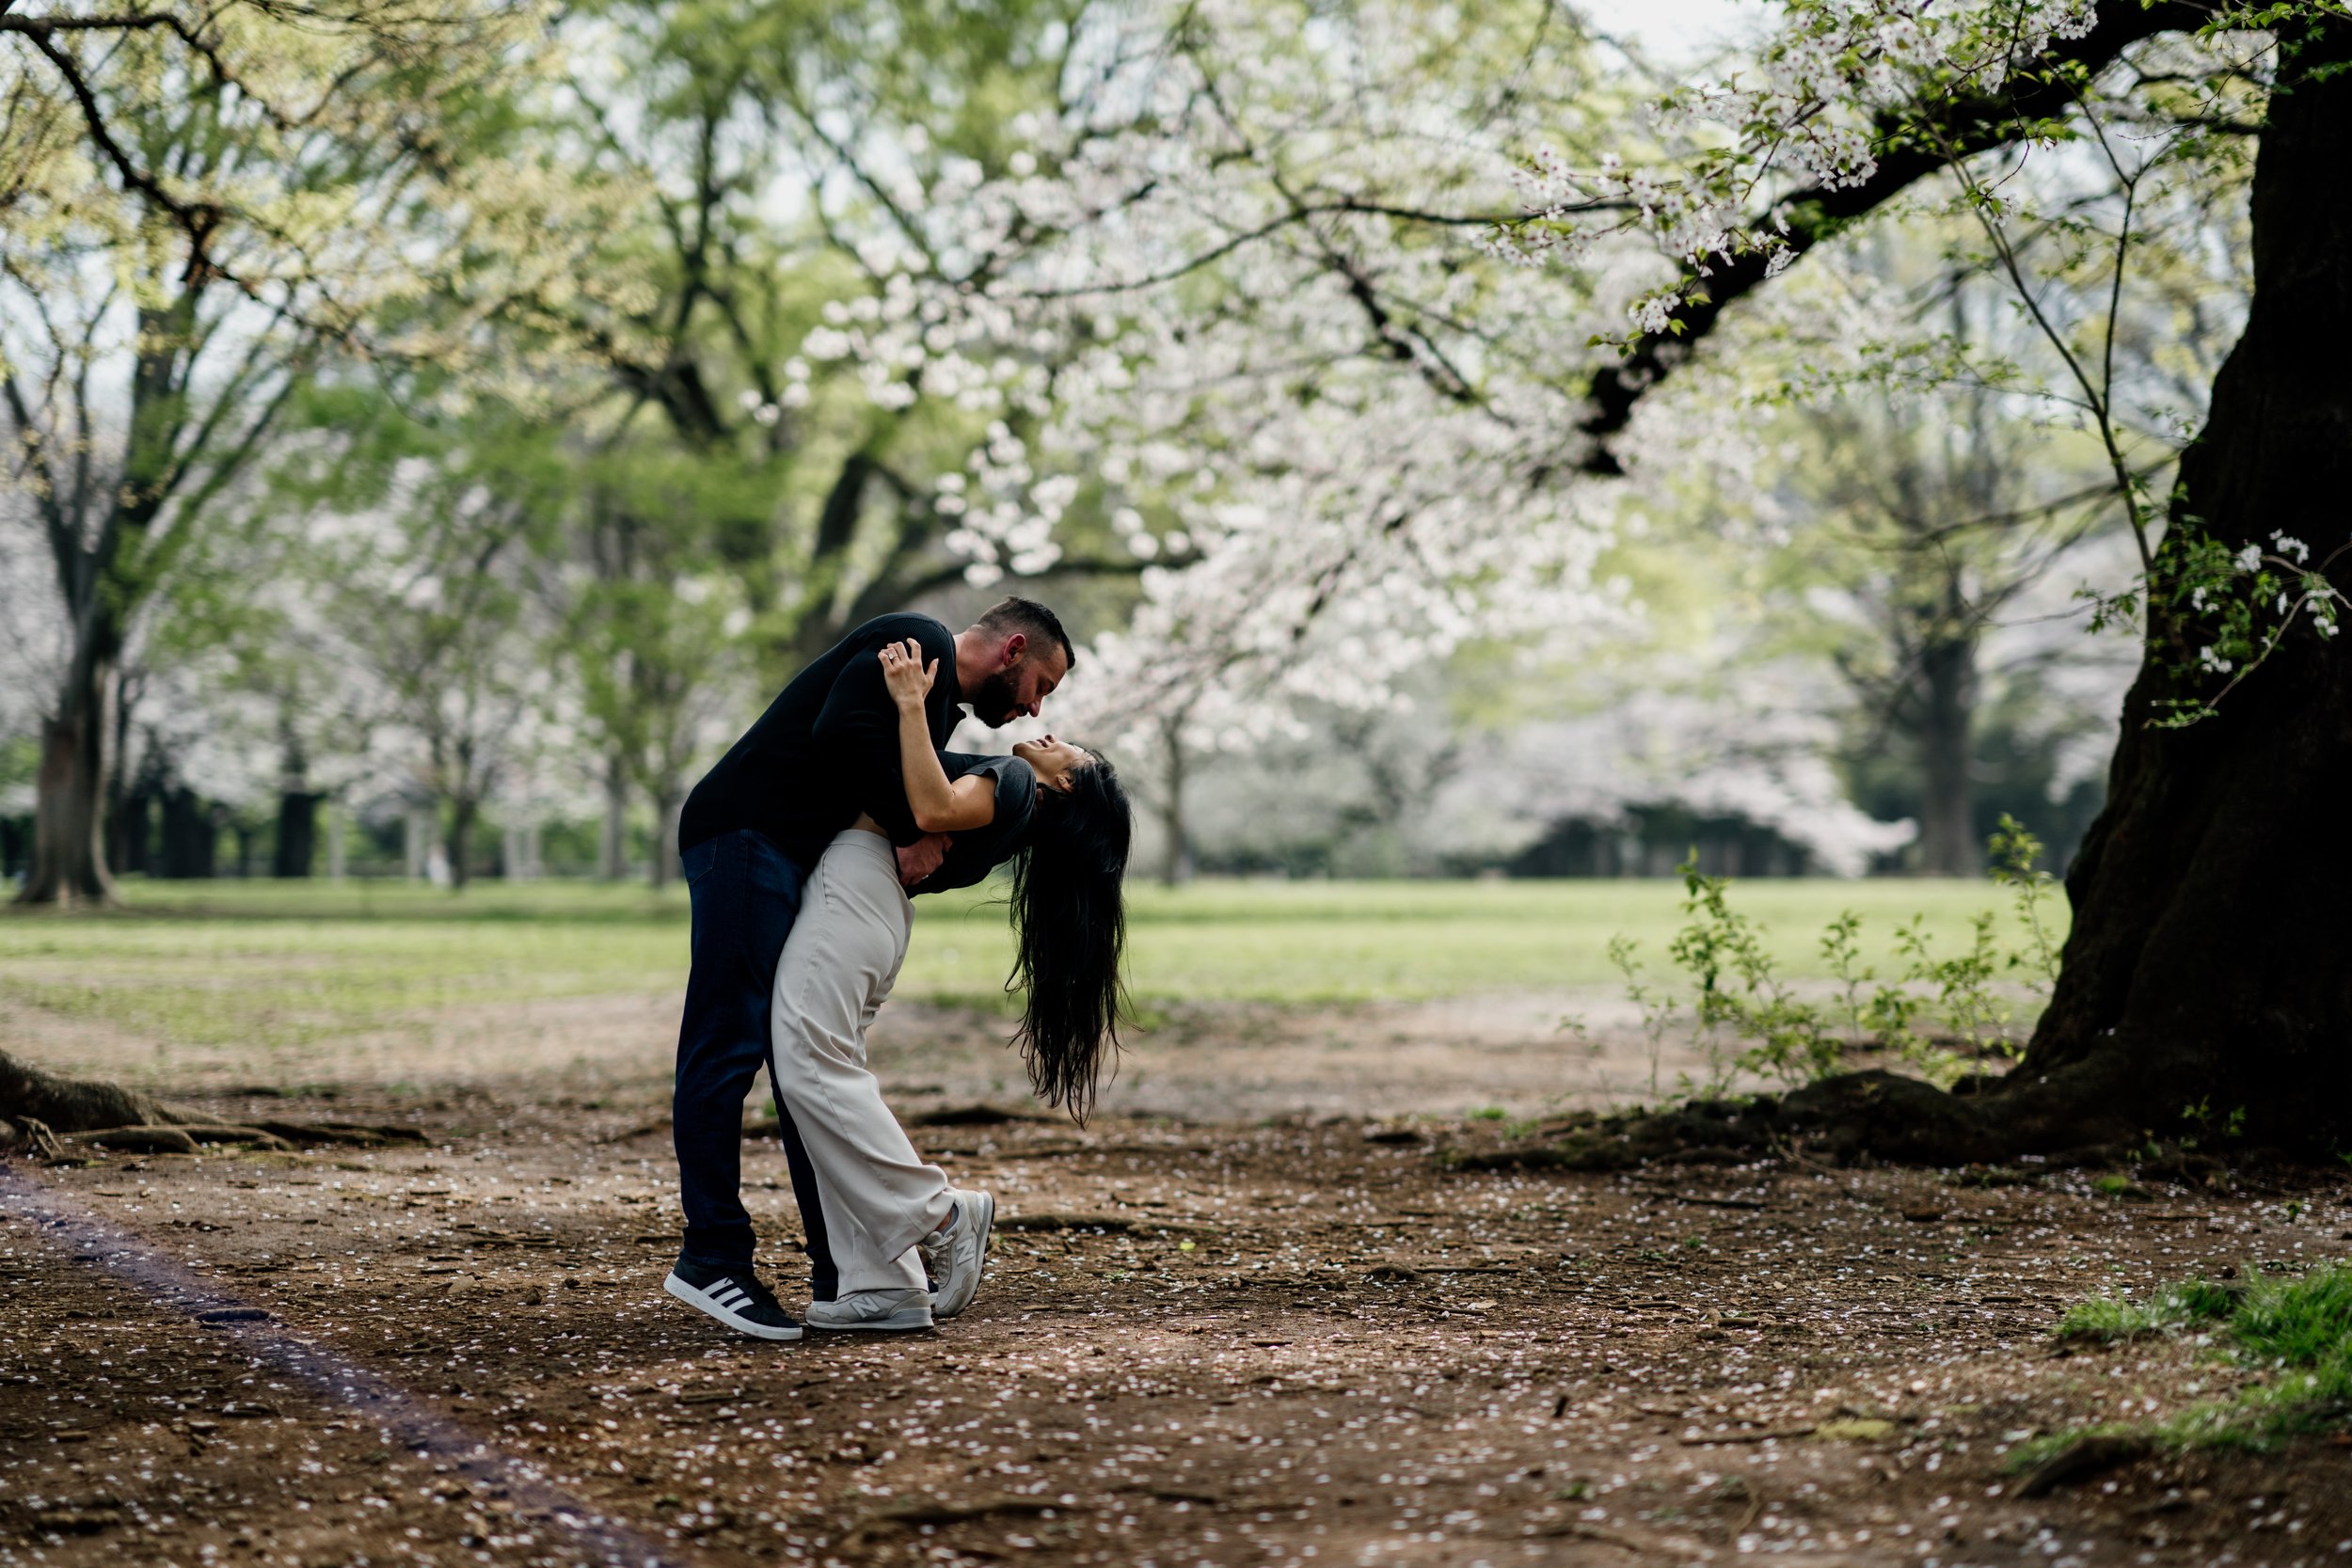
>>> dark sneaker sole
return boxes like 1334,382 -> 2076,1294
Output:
662,1272 -> 803,1341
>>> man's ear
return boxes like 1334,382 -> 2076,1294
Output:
999,631 -> 1028,668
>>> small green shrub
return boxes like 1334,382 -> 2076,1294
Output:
1616,816 -> 2061,1090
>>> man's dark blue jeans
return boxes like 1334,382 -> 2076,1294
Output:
673,829 -> 811,1274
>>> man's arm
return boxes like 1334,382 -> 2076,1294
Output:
911,832 -> 997,895
809,622 -> 955,845
897,832 -> 951,888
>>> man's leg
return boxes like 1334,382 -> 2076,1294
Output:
672,831 -> 804,1273
764,1093 -> 843,1303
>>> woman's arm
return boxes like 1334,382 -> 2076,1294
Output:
879,640 -> 997,833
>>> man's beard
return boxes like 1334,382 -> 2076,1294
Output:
966,668 -> 1023,726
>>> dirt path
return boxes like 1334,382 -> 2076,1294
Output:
6,1091 -> 2349,1568
2,986 -> 1726,1120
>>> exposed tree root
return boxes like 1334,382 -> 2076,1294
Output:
2016,1434 -> 2153,1497
0,1117 -> 64,1160
0,1048 -> 429,1156
0,1048 -> 188,1133
250,1120 -> 430,1148
77,1125 -> 296,1154
1445,1067 -> 2188,1174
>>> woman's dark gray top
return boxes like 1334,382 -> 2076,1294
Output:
914,752 -> 1039,895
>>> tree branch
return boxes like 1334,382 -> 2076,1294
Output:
19,27 -> 225,280
1573,0 -> 2210,474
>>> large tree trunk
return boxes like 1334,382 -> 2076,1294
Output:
1914,632 -> 1978,876
1766,24 -> 2352,1165
1654,22 -> 2352,1169
18,661 -> 119,907
2004,27 -> 2352,1154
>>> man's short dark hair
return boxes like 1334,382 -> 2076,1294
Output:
977,596 -> 1074,670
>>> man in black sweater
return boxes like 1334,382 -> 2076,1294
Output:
661,597 -> 1073,1341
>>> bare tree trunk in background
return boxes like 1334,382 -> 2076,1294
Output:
159,786 -> 214,879
1914,628 -> 1979,875
119,730 -> 166,878
273,797 -> 320,877
18,292 -> 203,907
445,796 -> 477,892
1160,714 -> 1193,887
1914,315 -> 1994,880
404,805 -> 431,879
103,673 -> 140,879
650,786 -> 682,889
600,753 -> 628,880
22,660 -> 119,906
273,723 -> 317,878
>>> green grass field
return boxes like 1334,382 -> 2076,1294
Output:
0,874 -> 2064,1054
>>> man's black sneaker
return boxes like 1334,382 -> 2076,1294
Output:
663,1260 -> 803,1341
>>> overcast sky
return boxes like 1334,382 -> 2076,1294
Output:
1575,0 -> 1770,71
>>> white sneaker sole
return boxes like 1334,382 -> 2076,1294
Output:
662,1272 -> 803,1341
805,1303 -> 934,1332
930,1189 -> 995,1320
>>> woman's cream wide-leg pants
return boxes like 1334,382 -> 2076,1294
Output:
766,828 -> 954,1298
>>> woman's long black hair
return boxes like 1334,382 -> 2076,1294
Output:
1007,753 -> 1133,1122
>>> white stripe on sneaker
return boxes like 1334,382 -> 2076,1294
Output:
661,1272 -> 802,1342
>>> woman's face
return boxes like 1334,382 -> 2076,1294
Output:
1013,736 -> 1094,794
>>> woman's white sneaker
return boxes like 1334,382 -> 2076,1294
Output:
805,1288 -> 934,1332
918,1188 -> 994,1319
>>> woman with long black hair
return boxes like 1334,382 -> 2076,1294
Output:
751,636 -> 1132,1334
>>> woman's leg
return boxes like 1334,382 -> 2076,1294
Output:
769,831 -> 952,1298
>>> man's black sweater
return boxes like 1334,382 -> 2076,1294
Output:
677,613 -> 962,864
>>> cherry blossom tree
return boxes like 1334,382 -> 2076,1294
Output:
0,0 -> 599,903
816,0 -> 2350,1152
792,0 -> 1650,773
1485,0 -> 2352,1154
